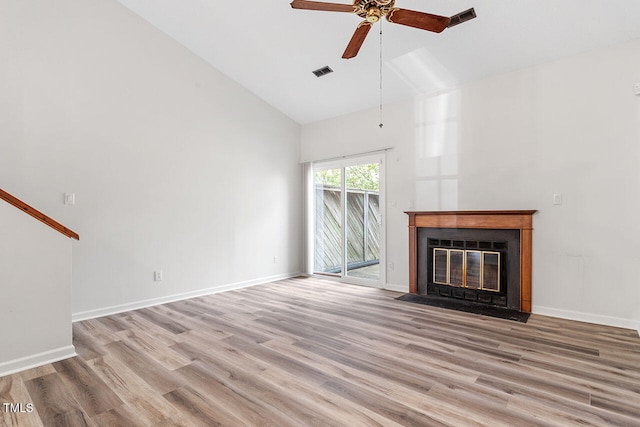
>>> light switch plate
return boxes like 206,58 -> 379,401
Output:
64,193 -> 75,205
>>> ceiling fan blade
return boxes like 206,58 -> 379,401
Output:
386,9 -> 450,33
342,21 -> 372,59
290,0 -> 356,13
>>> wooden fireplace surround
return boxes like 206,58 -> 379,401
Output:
406,210 -> 537,312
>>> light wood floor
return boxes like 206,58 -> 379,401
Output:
2,277 -> 640,426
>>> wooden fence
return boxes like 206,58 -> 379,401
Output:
314,186 -> 380,273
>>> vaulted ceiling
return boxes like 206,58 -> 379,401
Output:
116,0 -> 640,124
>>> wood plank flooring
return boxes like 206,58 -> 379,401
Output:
2,276 -> 640,426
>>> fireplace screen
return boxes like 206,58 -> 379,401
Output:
433,248 -> 501,292
418,229 -> 519,309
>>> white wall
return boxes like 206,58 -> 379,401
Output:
0,0 -> 302,318
0,201 -> 75,376
302,38 -> 640,331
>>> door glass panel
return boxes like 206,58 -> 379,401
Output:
465,251 -> 482,289
482,252 -> 500,291
433,249 -> 449,284
449,250 -> 464,287
314,168 -> 342,275
345,163 -> 380,281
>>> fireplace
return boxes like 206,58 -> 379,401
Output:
406,211 -> 536,312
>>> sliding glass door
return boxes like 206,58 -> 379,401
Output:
313,154 -> 384,285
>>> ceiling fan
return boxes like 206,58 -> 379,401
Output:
290,0 -> 477,59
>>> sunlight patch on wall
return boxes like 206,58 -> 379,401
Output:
388,47 -> 458,94
413,90 -> 461,210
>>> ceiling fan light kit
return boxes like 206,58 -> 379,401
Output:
366,7 -> 382,23
290,0 -> 476,59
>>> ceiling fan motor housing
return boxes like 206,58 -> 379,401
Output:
355,0 -> 396,20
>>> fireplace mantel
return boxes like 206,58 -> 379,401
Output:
406,210 -> 537,312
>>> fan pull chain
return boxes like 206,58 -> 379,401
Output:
379,20 -> 384,129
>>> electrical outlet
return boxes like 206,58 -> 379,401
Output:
273,256 -> 278,264
154,271 -> 163,281
635,82 -> 640,96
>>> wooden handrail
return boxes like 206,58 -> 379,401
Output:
0,189 -> 79,240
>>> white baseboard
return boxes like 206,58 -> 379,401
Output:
0,345 -> 76,378
533,305 -> 640,335
72,272 -> 302,322
383,282 -> 409,293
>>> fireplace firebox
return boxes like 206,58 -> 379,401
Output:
420,228 -> 520,309
406,211 -> 536,313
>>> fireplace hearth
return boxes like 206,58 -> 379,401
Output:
406,211 -> 536,313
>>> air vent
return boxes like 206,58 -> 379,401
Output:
448,8 -> 476,28
312,66 -> 333,78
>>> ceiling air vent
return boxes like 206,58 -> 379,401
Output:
448,8 -> 476,28
312,66 -> 333,78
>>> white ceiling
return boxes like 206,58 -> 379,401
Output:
116,0 -> 640,124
